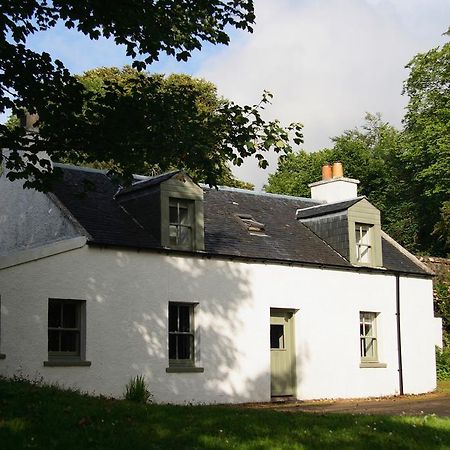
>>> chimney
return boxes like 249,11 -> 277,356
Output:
20,112 -> 39,132
321,163 -> 332,180
309,162 -> 359,203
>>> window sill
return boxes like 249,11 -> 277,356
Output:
166,366 -> 204,373
0,353 -> 5,360
360,362 -> 387,368
44,360 -> 91,367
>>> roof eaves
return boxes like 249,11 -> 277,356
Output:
87,240 -> 432,278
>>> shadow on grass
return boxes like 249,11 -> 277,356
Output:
1,378 -> 450,450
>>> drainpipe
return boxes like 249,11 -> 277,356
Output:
396,274 -> 404,395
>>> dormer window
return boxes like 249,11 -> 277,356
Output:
355,223 -> 372,264
169,198 -> 194,247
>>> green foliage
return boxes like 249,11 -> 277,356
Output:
2,1 -> 295,189
52,66 -> 273,188
2,377 -> 450,450
436,347 -> 450,380
435,270 -> 450,346
2,63 -> 302,190
124,375 -> 152,404
266,102 -> 449,255
401,37 -> 450,255
266,113 -> 415,247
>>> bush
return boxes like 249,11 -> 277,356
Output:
436,346 -> 450,380
124,375 -> 152,403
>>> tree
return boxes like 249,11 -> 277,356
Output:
266,114 -> 413,245
0,1 -> 302,189
55,67 -> 254,189
402,35 -> 450,255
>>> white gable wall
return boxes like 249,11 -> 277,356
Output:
0,245 -> 436,403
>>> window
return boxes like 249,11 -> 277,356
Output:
270,324 -> 285,349
166,302 -> 203,373
168,302 -> 195,365
355,223 -> 372,264
360,312 -> 378,362
169,198 -> 194,248
46,299 -> 89,366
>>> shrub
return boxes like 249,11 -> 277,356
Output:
124,375 -> 152,403
436,346 -> 450,380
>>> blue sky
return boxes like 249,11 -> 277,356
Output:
14,0 -> 450,188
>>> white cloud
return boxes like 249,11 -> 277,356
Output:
196,0 -> 450,189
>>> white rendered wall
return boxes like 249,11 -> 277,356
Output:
309,178 -> 359,203
0,245 -> 436,403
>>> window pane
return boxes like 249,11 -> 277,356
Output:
48,301 -> 61,328
169,225 -> 178,245
48,330 -> 60,352
62,303 -> 78,328
169,334 -> 177,359
270,324 -> 284,349
168,304 -> 178,332
169,206 -> 178,224
60,331 -> 79,353
360,227 -> 370,244
364,338 -> 376,358
178,226 -> 191,246
178,305 -> 190,332
177,335 -> 192,359
178,206 -> 189,225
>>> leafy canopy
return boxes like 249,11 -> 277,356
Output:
59,67 -> 257,189
1,1 -> 302,189
401,35 -> 450,255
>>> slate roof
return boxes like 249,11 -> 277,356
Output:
296,198 -> 364,219
116,170 -> 180,197
50,164 -> 429,276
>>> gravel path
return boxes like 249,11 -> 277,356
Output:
244,393 -> 450,416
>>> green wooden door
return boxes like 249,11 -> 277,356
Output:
270,309 -> 296,396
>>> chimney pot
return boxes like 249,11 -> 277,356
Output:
20,112 -> 39,131
332,161 -> 343,178
321,163 -> 332,180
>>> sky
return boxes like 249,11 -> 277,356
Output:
20,0 -> 450,189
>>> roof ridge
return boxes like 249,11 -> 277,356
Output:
202,185 -> 319,203
53,163 -> 109,175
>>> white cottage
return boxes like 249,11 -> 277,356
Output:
0,162 -> 441,403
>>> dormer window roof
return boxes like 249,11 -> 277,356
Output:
297,197 -> 383,268
115,170 -> 204,252
236,214 -> 267,236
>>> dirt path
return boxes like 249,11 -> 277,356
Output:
244,393 -> 450,416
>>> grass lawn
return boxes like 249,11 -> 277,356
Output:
1,378 -> 450,450
438,379 -> 450,394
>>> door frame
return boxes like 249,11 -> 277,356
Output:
270,308 -> 297,397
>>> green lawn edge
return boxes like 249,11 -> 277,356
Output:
1,377 -> 450,450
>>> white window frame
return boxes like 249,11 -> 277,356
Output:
360,311 -> 378,362
355,223 -> 372,264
